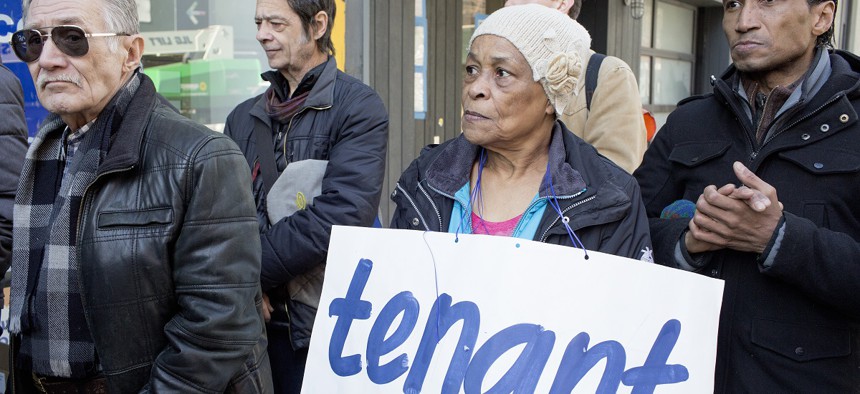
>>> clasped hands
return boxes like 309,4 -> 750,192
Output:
685,162 -> 784,255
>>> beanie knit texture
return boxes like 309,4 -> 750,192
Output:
470,4 -> 591,116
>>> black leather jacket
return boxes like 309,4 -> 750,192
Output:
13,75 -> 272,393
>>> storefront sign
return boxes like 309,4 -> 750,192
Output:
142,31 -> 200,54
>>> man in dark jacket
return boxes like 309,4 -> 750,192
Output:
634,0 -> 858,391
224,0 -> 388,392
8,0 -> 272,392
0,62 -> 28,283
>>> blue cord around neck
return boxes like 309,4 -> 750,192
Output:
543,160 -> 589,260
455,148 -> 591,260
455,148 -> 490,241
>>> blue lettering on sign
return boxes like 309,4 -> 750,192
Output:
622,319 -> 689,393
464,324 -> 555,393
328,259 -> 374,376
405,294 -> 479,394
549,332 -> 625,393
367,290 -> 420,384
328,260 -> 690,392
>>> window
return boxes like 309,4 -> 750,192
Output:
415,0 -> 428,119
139,0 -> 274,132
639,0 -> 696,113
3,0 -> 348,135
462,0 -> 487,63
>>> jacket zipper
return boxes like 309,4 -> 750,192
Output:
721,81 -> 846,166
281,105 -> 333,162
763,93 -> 844,147
74,165 -> 136,368
419,183 -> 444,231
510,196 -> 553,237
395,183 -> 433,231
539,193 -> 594,242
719,83 -> 759,163
277,104 -> 331,347
753,91 -> 771,143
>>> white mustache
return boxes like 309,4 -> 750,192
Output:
37,73 -> 82,89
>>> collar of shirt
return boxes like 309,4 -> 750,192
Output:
62,118 -> 98,161
268,56 -> 329,101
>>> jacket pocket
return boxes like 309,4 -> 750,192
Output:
779,148 -> 860,175
97,207 -> 173,229
226,332 -> 273,394
751,318 -> 851,362
667,141 -> 731,168
801,201 -> 828,228
286,134 -> 331,163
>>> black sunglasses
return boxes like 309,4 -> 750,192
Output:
10,25 -> 130,63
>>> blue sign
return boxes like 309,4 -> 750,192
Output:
0,2 -> 48,137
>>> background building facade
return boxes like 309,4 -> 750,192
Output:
1,0 -> 854,223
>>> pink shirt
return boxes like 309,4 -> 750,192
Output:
471,211 -> 523,237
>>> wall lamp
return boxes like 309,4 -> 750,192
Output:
624,0 -> 646,20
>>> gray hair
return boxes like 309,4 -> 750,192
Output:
22,0 -> 139,53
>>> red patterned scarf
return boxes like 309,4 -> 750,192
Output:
265,84 -> 310,123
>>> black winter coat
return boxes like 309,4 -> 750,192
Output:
391,121 -> 652,261
0,63 -> 27,276
634,50 -> 860,392
224,57 -> 388,349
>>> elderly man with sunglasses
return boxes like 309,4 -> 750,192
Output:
7,0 -> 274,392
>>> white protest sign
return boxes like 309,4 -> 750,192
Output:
303,226 -> 724,393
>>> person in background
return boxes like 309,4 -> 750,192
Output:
634,0 -> 859,391
224,0 -> 389,391
391,4 -> 652,262
8,0 -> 272,391
504,0 -> 648,173
0,61 -> 28,291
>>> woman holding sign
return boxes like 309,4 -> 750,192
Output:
390,4 -> 652,261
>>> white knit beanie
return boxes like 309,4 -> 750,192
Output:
470,4 -> 592,116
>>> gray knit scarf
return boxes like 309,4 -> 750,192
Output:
9,74 -> 141,377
